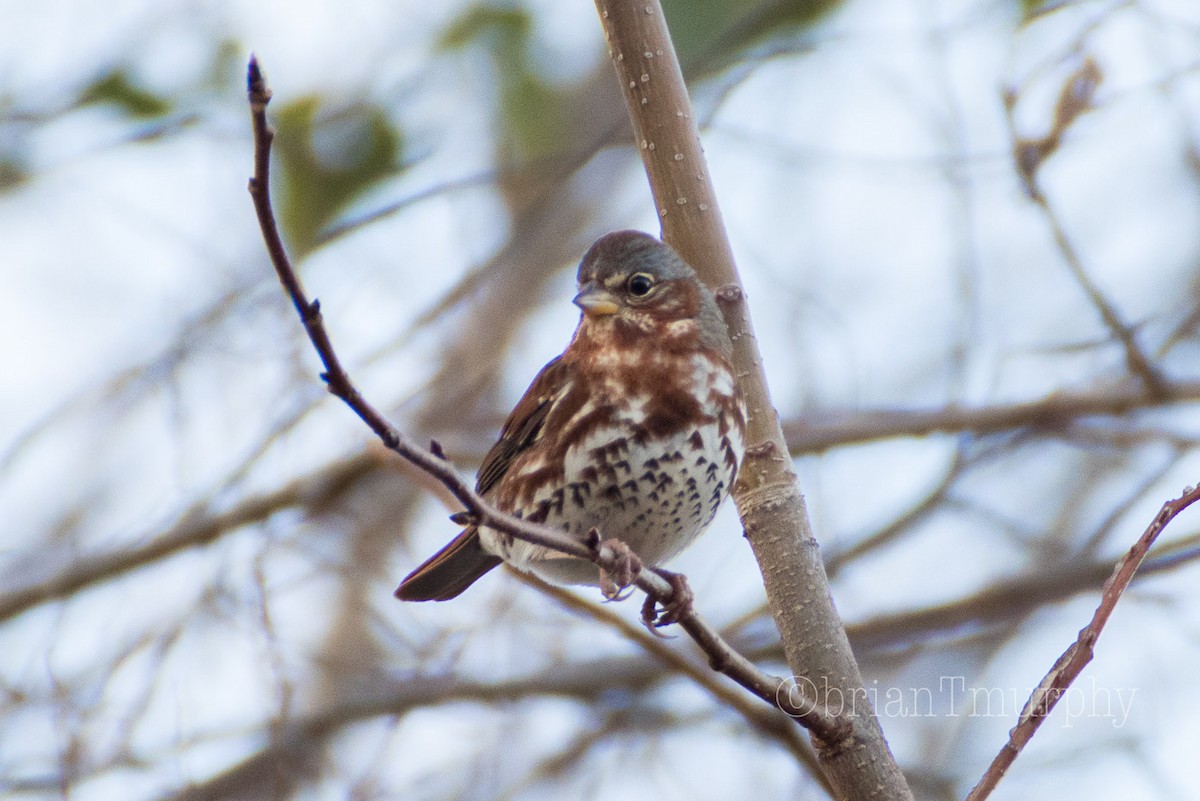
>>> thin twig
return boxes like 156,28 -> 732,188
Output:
244,56 -> 848,744
1007,58 -> 1167,395
964,483 -> 1200,801
825,448 -> 967,575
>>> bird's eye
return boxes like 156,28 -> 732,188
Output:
626,272 -> 655,298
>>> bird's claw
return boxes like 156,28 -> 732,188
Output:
589,531 -> 642,602
640,569 -> 694,632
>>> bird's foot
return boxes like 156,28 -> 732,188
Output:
641,569 -> 694,631
587,530 -> 642,602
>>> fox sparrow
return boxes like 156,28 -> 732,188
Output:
395,230 -> 745,610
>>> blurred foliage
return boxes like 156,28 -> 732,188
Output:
79,68 -> 173,118
664,0 -> 841,73
436,0 -> 841,172
0,158 -> 26,192
273,96 -> 403,256
440,6 -> 569,166
1019,0 -> 1070,22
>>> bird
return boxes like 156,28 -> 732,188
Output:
395,230 -> 745,615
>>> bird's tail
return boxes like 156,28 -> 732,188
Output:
394,528 -> 502,601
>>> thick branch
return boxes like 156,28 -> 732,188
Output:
592,6 -> 912,798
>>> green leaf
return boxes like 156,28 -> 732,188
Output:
0,158 -> 28,192
440,5 -> 531,52
1018,0 -> 1067,23
440,5 -> 567,165
272,97 -> 403,257
79,69 -> 173,119
663,0 -> 843,76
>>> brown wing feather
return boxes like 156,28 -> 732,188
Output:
474,356 -> 568,496
395,356 -> 570,602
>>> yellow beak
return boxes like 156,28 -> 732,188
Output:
572,286 -> 620,317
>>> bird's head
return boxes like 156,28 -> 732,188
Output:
572,230 -> 730,358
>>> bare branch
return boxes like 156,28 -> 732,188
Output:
965,484 -> 1200,801
783,378 -> 1200,454
845,535 -> 1200,654
1007,59 -> 1166,395
159,640 -> 810,801
0,454 -> 371,624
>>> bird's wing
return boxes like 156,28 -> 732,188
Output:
474,355 -> 569,496
394,355 -> 572,602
